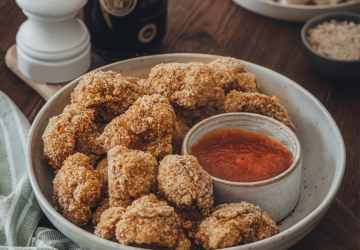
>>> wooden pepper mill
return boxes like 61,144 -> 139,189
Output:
15,0 -> 91,83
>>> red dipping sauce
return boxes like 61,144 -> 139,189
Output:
190,128 -> 294,182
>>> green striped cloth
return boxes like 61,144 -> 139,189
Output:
0,92 -> 80,250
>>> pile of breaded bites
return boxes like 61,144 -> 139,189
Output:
43,57 -> 292,249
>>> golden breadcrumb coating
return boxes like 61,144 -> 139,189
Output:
92,197 -> 133,228
157,195 -> 204,238
108,145 -> 158,200
95,157 -> 109,197
115,194 -> 191,250
223,90 -> 296,131
71,70 -> 145,122
92,198 -> 110,228
134,78 -> 151,94
52,153 -> 102,226
147,62 -> 224,110
42,103 -> 104,170
97,115 -> 143,152
97,95 -> 176,159
158,155 -> 213,216
125,94 -> 176,140
195,202 -> 280,249
143,133 -> 173,160
172,114 -> 192,155
109,198 -> 133,208
94,207 -> 126,240
208,57 -> 260,93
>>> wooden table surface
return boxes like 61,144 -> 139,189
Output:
1,0 -> 359,249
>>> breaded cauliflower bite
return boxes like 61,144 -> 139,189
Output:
107,145 -> 158,200
195,202 -> 280,249
125,94 -> 176,140
92,197 -> 133,228
97,94 -> 176,159
71,70 -> 145,122
52,153 -> 102,226
42,103 -> 104,171
208,57 -> 260,93
223,90 -> 296,131
158,155 -> 213,216
124,94 -> 176,159
115,194 -> 191,250
94,207 -> 126,240
147,62 -> 224,111
97,115 -> 143,152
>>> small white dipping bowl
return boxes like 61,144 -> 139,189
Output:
182,112 -> 302,222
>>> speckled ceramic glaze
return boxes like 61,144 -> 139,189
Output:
27,53 -> 346,250
182,113 -> 302,222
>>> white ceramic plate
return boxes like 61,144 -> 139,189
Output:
27,53 -> 346,250
233,0 -> 360,22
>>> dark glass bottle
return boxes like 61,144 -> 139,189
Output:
84,0 -> 167,61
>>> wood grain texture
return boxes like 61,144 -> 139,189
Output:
323,82 -> 360,218
289,198 -> 360,250
0,0 -> 359,249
